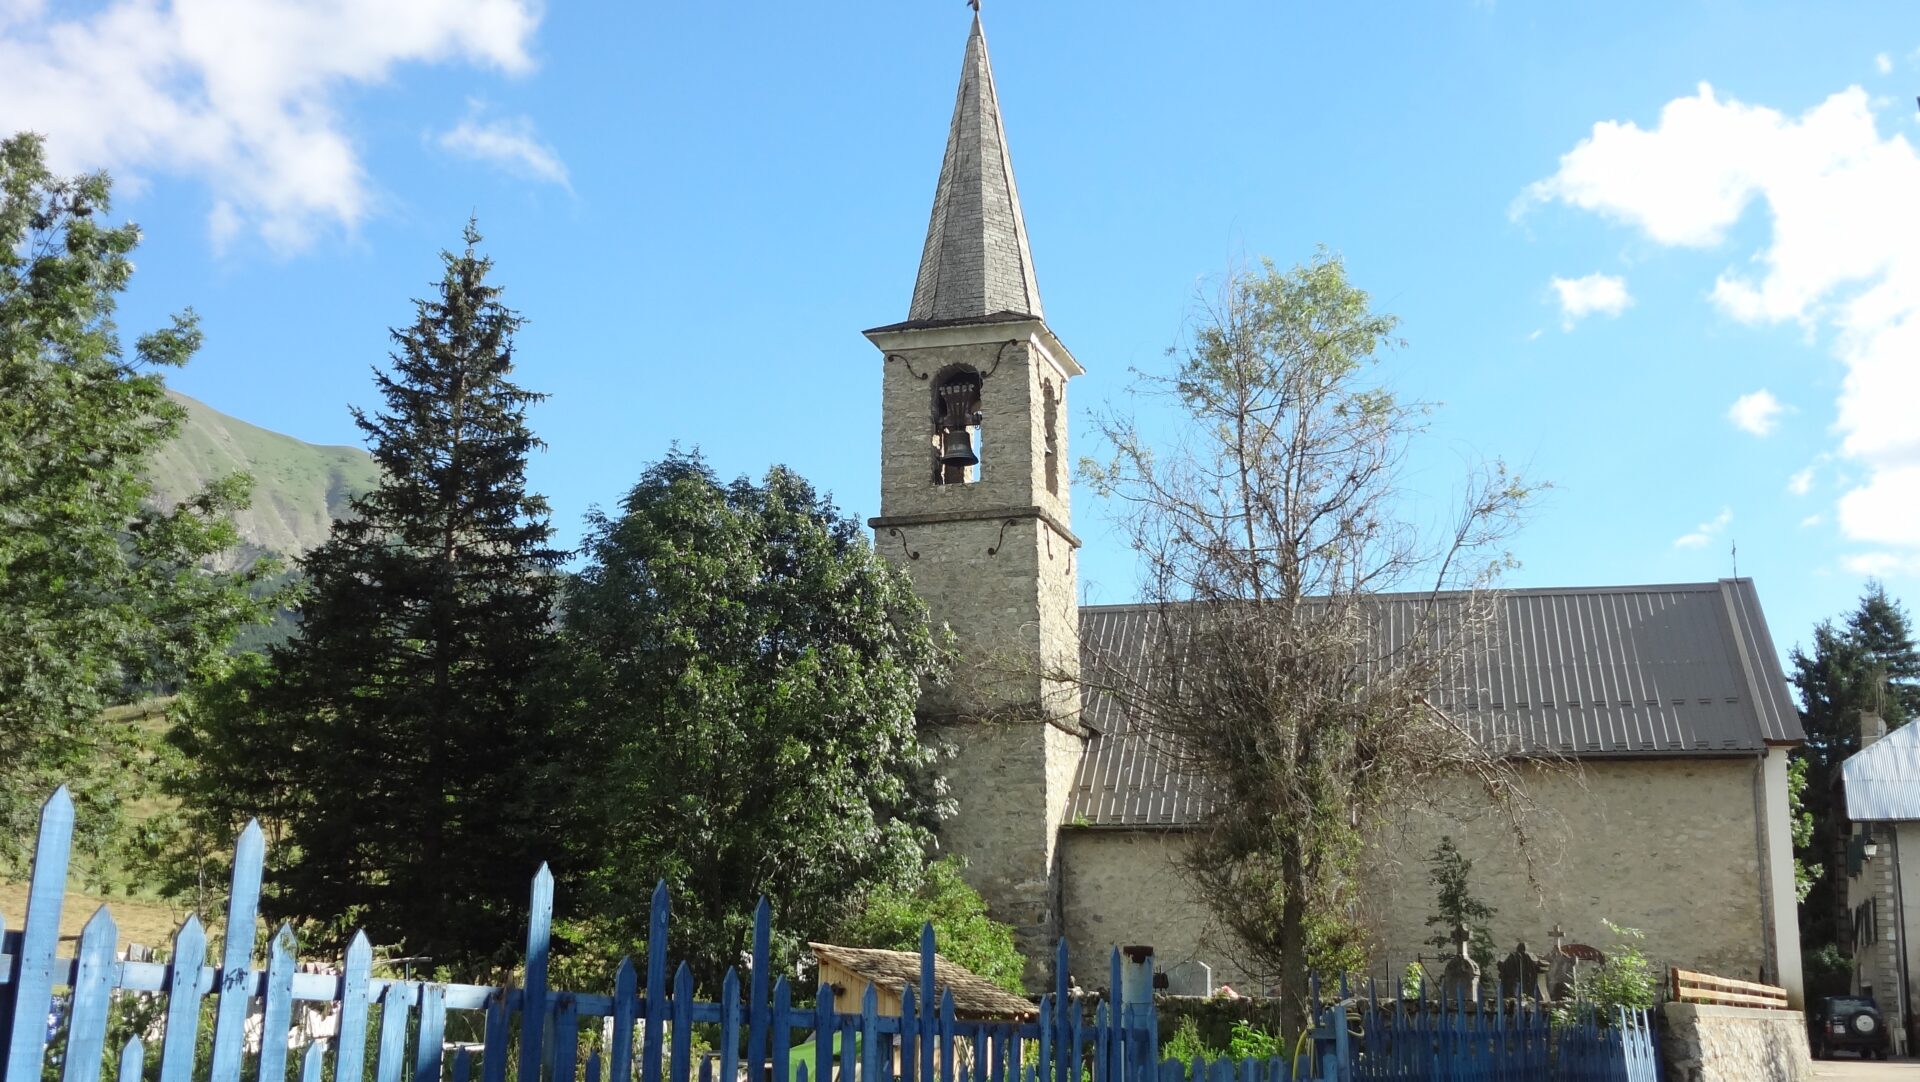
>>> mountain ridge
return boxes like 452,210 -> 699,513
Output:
148,390 -> 379,567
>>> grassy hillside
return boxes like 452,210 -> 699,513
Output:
147,390 -> 379,568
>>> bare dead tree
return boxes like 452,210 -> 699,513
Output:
1074,251 -> 1543,1033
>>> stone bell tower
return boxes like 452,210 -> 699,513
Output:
864,13 -> 1084,985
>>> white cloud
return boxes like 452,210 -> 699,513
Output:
0,0 -> 543,252
1549,272 -> 1632,328
1802,513 -> 1824,527
437,108 -> 569,188
1846,551 -> 1920,576
1877,53 -> 1894,75
1673,507 -> 1733,550
1727,389 -> 1785,436
1787,464 -> 1816,496
1530,80 -> 1920,557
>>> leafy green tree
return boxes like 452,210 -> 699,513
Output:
1422,837 -> 1496,970
833,857 -> 1025,993
0,132 -> 266,862
178,223 -> 565,971
1075,253 -> 1539,1033
555,452 -> 944,989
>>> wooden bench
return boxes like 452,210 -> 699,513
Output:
1669,967 -> 1790,1010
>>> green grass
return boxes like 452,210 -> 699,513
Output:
787,1033 -> 860,1078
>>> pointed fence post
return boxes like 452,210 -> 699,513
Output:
209,821 -> 265,1082
748,902 -> 771,1082
813,983 -> 833,1082
920,925 -> 937,1082
336,933 -> 375,1082
2,788 -> 75,1082
116,1039 -> 143,1082
554,994 -> 580,1082
260,925 -> 299,1082
521,865 -> 555,1082
900,986 -> 919,1082
771,978 -> 792,1082
720,970 -> 742,1082
158,916 -> 208,1082
670,964 -> 692,1082
612,959 -> 638,1082
859,985 -> 879,1082
61,907 -> 119,1082
643,884 -> 669,1082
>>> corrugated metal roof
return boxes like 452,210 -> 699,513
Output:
1067,579 -> 1803,828
1843,723 -> 1920,822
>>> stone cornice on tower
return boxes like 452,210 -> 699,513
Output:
907,15 -> 1044,324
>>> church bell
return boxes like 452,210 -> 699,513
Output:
938,426 -> 979,468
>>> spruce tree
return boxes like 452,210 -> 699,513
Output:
1791,581 -> 1920,950
254,224 -> 563,970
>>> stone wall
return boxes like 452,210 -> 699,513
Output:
1060,758 -> 1775,991
1661,1003 -> 1810,1082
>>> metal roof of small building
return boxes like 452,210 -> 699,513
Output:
1843,722 -> 1920,822
808,942 -> 1035,1020
1067,579 -> 1804,828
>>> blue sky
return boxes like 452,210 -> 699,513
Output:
4,1 -> 1919,666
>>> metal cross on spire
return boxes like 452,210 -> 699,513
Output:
966,0 -> 980,12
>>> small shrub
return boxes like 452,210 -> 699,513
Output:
1577,920 -> 1657,1013
1161,1017 -> 1213,1066
1226,1020 -> 1287,1061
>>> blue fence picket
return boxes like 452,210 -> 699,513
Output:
900,985 -> 918,1082
158,915 -> 208,1082
860,984 -> 879,1082
482,989 -> 510,1082
586,1051 -> 602,1082
337,933 -> 375,1082
771,978 -> 792,1082
374,982 -> 415,1082
813,984 -> 833,1082
415,982 -> 446,1082
719,971 -> 740,1082
209,821 -> 266,1082
61,907 -> 117,1082
522,865 -> 555,1082
670,964 -> 692,1082
938,990 -> 956,1082
260,925 -> 298,1082
116,1039 -> 142,1082
2,788 -> 74,1082
919,925 -> 937,1082
644,884 -> 668,1082
748,901 -> 770,1082
611,959 -> 637,1082
304,1037 -> 327,1082
555,993 -> 580,1082
453,1047 -> 471,1082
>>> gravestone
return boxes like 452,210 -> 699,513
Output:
1439,921 -> 1480,1003
1167,959 -> 1213,997
1546,924 -> 1579,1000
1497,941 -> 1548,1002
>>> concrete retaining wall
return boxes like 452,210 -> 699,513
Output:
1662,1002 -> 1810,1082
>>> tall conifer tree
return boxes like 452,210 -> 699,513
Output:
261,223 -> 563,969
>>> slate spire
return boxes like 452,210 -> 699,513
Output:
908,14 -> 1044,323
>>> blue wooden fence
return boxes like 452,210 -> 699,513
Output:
0,789 -> 1655,1082
1336,974 -> 1659,1082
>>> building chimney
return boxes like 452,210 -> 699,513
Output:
1860,710 -> 1888,750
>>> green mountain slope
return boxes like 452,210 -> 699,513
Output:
147,390 -> 378,567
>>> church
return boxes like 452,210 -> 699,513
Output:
862,15 -> 1806,1005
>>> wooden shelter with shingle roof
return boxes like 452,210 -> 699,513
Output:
809,942 -> 1035,1021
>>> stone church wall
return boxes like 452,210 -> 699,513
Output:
1058,758 -> 1769,994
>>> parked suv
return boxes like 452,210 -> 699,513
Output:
1810,995 -> 1891,1059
